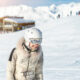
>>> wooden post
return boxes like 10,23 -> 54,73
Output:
12,22 -> 14,32
3,20 -> 5,32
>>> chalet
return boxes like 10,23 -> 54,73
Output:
0,16 -> 35,32
78,11 -> 80,16
76,11 -> 80,16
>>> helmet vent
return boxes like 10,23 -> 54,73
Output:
31,32 -> 33,34
28,30 -> 29,32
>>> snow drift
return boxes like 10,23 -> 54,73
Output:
0,15 -> 80,80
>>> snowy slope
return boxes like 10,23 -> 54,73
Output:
0,16 -> 80,80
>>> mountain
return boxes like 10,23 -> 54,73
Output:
0,2 -> 80,21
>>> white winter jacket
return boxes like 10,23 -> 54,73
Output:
7,37 -> 43,80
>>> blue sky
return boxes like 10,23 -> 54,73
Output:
0,0 -> 80,7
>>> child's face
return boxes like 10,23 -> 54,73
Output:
29,42 -> 40,51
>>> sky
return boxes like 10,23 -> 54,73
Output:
0,0 -> 80,7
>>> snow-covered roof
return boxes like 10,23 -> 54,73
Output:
4,18 -> 35,23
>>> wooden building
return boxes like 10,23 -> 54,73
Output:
0,16 -> 35,32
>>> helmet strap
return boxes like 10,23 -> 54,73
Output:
22,42 -> 31,53
23,42 -> 39,52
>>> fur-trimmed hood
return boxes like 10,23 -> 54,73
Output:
16,37 -> 42,56
16,37 -> 30,56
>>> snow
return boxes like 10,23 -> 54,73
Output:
0,2 -> 80,80
4,18 -> 35,23
0,15 -> 80,80
4,25 -> 13,28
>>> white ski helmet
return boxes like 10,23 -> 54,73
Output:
24,28 -> 42,46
